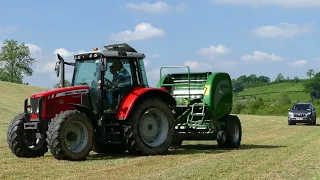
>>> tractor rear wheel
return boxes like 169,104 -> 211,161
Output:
217,115 -> 242,148
46,110 -> 93,161
7,113 -> 47,158
125,98 -> 174,155
93,143 -> 127,154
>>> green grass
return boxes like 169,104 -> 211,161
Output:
1,81 -> 320,179
235,83 -> 310,102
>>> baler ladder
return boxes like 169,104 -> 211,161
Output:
189,103 -> 205,123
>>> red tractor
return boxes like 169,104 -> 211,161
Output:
7,43 -> 242,161
7,43 -> 177,161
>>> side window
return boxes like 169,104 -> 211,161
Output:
104,59 -> 133,85
139,59 -> 149,86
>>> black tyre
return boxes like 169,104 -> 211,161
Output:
171,132 -> 183,147
7,113 -> 47,158
93,143 -> 127,154
124,97 -> 174,155
46,110 -> 93,161
288,121 -> 292,125
217,115 -> 242,148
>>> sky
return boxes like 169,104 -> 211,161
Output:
1,0 -> 320,88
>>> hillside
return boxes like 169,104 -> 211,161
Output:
0,82 -> 320,179
0,81 -> 48,123
234,83 -> 310,102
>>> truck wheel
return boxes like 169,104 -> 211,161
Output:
46,110 -> 93,161
7,113 -> 47,158
93,143 -> 127,154
124,98 -> 174,155
217,115 -> 242,148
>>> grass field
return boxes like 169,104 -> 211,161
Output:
1,81 -> 320,179
235,83 -> 310,102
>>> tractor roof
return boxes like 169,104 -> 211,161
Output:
73,43 -> 145,61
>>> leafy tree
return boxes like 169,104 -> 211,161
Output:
53,80 -> 71,88
293,76 -> 300,82
232,79 -> 244,93
304,72 -> 320,98
0,39 -> 36,84
275,73 -> 285,83
307,69 -> 315,79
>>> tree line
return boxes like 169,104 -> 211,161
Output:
232,73 -> 309,93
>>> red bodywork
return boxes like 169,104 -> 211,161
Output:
30,86 -> 89,120
116,86 -> 171,120
29,85 -> 171,121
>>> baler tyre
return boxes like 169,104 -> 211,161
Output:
125,98 -> 174,155
46,110 -> 93,161
7,113 -> 47,158
217,115 -> 242,148
93,143 -> 127,154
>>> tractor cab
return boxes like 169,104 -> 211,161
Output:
54,43 -> 149,114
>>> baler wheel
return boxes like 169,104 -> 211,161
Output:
7,113 -> 47,158
46,110 -> 93,161
217,115 -> 242,148
124,98 -> 174,155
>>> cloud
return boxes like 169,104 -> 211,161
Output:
109,23 -> 165,42
184,60 -> 238,70
196,45 -> 230,59
211,0 -> 320,8
242,51 -> 288,62
291,60 -> 307,68
184,60 -> 213,69
253,23 -> 315,38
26,44 -> 42,54
53,48 -> 74,57
125,1 -> 187,15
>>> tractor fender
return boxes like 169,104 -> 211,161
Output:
116,87 -> 176,120
68,103 -> 97,126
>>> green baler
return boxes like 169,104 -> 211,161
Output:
157,66 -> 242,148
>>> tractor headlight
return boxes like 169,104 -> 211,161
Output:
36,107 -> 39,113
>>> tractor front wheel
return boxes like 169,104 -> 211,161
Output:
217,115 -> 242,148
7,113 -> 47,158
46,110 -> 93,161
125,98 -> 174,155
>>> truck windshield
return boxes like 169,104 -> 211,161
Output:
293,104 -> 310,110
72,59 -> 100,86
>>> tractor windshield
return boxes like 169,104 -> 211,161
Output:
72,59 -> 101,87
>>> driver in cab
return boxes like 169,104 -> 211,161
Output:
105,61 -> 132,113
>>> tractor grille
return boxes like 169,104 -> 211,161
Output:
30,97 -> 40,114
294,113 -> 306,117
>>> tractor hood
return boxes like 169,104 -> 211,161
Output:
30,85 -> 90,99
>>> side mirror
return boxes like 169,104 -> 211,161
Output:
288,108 -> 291,111
99,57 -> 107,72
55,62 -> 60,77
57,53 -> 64,62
